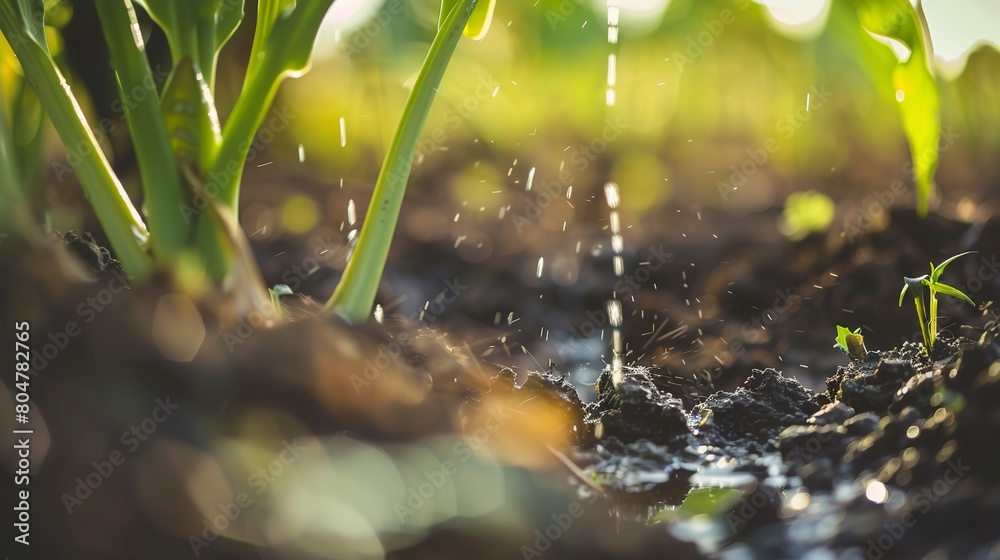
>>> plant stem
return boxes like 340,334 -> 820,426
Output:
324,0 -> 479,322
0,2 -> 152,277
192,0 -> 334,281
913,296 -> 930,354
0,67 -> 24,228
96,0 -> 190,261
927,286 -> 938,351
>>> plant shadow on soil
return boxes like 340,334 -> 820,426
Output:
2,206 -> 1000,559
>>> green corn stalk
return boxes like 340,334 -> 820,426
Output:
325,0 -> 483,323
0,0 -> 152,276
899,252 -> 976,354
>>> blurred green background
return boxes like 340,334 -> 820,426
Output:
265,0 -> 1000,233
4,0 -> 998,245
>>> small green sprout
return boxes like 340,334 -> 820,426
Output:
898,251 -> 977,355
834,325 -> 867,361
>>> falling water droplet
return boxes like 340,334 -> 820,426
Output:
339,117 -> 347,147
604,182 -> 620,209
526,166 -> 536,192
536,257 -> 545,279
347,199 -> 356,225
297,144 -> 305,163
604,181 -> 625,387
606,1 -> 619,106
608,299 -> 622,327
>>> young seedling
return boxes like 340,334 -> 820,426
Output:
834,325 -> 867,361
0,0 -> 490,324
898,251 -> 976,355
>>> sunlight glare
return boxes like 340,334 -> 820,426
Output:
592,0 -> 671,35
759,0 -> 830,39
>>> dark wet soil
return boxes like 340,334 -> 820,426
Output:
3,201 -> 1000,558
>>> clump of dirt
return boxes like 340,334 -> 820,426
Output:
537,311 -> 1000,558
60,230 -> 129,283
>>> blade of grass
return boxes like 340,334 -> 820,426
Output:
849,0 -> 940,216
132,0 -> 243,94
95,0 -> 190,261
206,0 -> 334,212
0,0 -> 151,276
325,0 -> 480,322
0,62 -> 24,227
193,0 -> 334,281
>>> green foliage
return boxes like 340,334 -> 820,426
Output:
96,0 -> 190,261
193,0 -> 334,282
834,325 -> 866,361
1,0 -> 490,323
848,0 -> 940,216
442,0 -> 496,40
132,0 -> 243,92
650,487 -> 744,523
898,252 -> 976,354
779,190 -> 834,240
325,0 -> 481,323
0,0 -> 152,276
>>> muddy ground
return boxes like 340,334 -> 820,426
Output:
3,169 -> 1000,559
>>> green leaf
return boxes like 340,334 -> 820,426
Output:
247,0 -> 295,80
133,0 -> 244,92
899,275 -> 927,306
849,0 -> 939,216
159,56 -> 223,173
834,325 -> 860,352
834,326 -> 866,361
441,0 -> 494,40
0,63 -> 24,220
326,0 -> 480,322
96,0 -> 191,261
930,282 -> 975,307
207,0 -> 334,212
930,251 -> 975,282
271,283 -> 293,296
650,487 -> 744,523
0,0 -> 152,276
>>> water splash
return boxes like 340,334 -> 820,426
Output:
605,182 -> 624,387
606,1 -> 619,107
